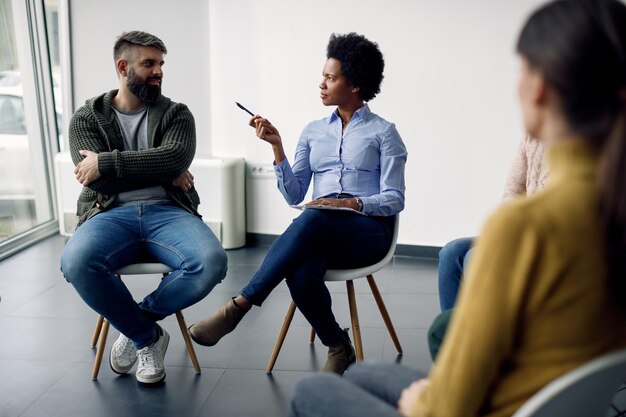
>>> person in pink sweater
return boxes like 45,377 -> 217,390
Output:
437,135 -> 549,311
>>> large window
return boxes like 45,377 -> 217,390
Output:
0,0 -> 65,259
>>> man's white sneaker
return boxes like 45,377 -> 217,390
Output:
136,325 -> 170,384
109,333 -> 137,374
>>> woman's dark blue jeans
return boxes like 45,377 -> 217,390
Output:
241,208 -> 394,346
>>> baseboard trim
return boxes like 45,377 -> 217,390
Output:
395,244 -> 440,260
245,233 -> 441,260
245,233 -> 278,247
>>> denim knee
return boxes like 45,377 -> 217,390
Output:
203,247 -> 228,287
344,361 -> 379,384
290,209 -> 332,237
343,361 -> 407,387
59,241 -> 91,284
290,374 -> 336,417
285,261 -> 327,301
293,373 -> 340,403
179,246 -> 227,299
463,247 -> 475,270
438,237 -> 473,265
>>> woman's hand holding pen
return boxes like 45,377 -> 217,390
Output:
249,115 -> 286,163
249,116 -> 280,145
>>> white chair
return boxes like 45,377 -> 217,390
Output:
90,262 -> 201,380
266,215 -> 402,373
512,347 -> 626,417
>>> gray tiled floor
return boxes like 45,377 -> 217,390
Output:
3,235 -> 625,417
0,235 -> 439,417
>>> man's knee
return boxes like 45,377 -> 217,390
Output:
60,241 -> 90,283
188,246 -> 227,295
59,249 -> 73,281
205,247 -> 228,282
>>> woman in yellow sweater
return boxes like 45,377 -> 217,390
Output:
288,0 -> 626,416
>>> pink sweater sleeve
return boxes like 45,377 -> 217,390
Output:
502,136 -> 549,202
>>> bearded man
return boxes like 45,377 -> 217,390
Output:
60,31 -> 227,385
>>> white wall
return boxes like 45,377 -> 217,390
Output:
208,0 -> 546,245
70,0 -> 546,247
70,0 -> 212,156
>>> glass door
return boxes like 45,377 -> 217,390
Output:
0,0 -> 62,258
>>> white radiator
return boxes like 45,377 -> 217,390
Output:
54,152 -> 82,237
54,152 -> 246,249
191,157 -> 246,249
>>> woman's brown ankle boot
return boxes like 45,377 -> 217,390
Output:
321,329 -> 356,374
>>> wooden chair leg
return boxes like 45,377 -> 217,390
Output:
367,275 -> 403,354
176,310 -> 201,374
309,327 -> 316,343
266,300 -> 297,373
163,271 -> 201,374
346,280 -> 364,361
91,316 -> 104,348
92,318 -> 110,380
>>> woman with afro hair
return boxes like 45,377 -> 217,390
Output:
189,32 -> 407,375
290,0 -> 626,416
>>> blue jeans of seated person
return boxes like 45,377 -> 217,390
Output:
60,203 -> 228,349
240,209 -> 394,347
438,237 -> 475,311
289,361 -> 426,417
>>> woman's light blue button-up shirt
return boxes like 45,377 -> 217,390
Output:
274,104 -> 407,217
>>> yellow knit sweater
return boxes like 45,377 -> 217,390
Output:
413,139 -> 626,417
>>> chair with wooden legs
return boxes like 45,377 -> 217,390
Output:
90,262 -> 201,380
266,215 -> 402,373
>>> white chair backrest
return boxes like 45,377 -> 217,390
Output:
324,215 -> 399,282
512,348 -> 626,417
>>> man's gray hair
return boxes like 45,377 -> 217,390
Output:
113,31 -> 167,61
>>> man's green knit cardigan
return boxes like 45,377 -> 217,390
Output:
68,90 -> 201,226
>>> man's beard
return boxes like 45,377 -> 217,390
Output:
127,68 -> 161,104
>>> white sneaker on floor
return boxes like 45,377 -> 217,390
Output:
109,333 -> 137,374
136,325 -> 170,384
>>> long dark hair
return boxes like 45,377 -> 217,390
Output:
516,0 -> 626,307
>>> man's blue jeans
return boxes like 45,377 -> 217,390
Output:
60,202 -> 227,349
289,361 -> 425,417
241,209 -> 394,347
437,237 -> 474,311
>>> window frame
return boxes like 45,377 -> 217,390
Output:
0,0 -> 70,260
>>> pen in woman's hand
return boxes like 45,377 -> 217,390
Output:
236,101 -> 255,117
